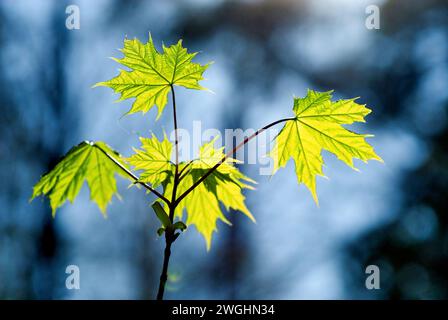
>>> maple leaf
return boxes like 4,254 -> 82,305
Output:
94,35 -> 210,118
127,133 -> 174,188
269,90 -> 382,203
31,141 -> 130,216
162,137 -> 255,250
126,134 -> 254,249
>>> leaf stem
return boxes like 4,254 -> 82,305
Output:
178,160 -> 193,182
93,144 -> 171,205
169,85 -> 180,222
156,85 -> 181,300
174,117 -> 296,206
156,216 -> 175,300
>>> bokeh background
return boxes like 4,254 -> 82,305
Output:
1,0 -> 447,299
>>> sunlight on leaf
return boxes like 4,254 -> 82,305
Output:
164,137 -> 255,250
94,35 -> 210,118
127,134 -> 255,249
31,141 -> 131,216
127,132 -> 173,187
269,90 -> 382,203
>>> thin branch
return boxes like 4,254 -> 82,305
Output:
169,85 -> 180,221
156,229 -> 174,300
93,144 -> 171,205
157,85 -> 180,300
156,85 -> 179,300
171,85 -> 180,168
174,117 -> 296,206
178,160 -> 194,182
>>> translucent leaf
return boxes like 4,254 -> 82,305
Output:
94,35 -> 210,118
127,133 -> 173,187
31,141 -> 131,216
270,90 -> 382,203
164,138 -> 255,250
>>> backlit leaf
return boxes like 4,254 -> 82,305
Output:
270,90 -> 382,203
94,35 -> 210,118
127,133 -> 173,187
164,137 -> 255,250
31,141 -> 130,216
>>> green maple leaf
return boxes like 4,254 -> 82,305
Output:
94,35 -> 210,118
129,134 -> 255,249
270,90 -> 382,203
166,137 -> 255,250
127,133 -> 174,188
31,141 -> 130,216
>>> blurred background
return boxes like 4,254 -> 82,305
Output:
0,0 -> 447,299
